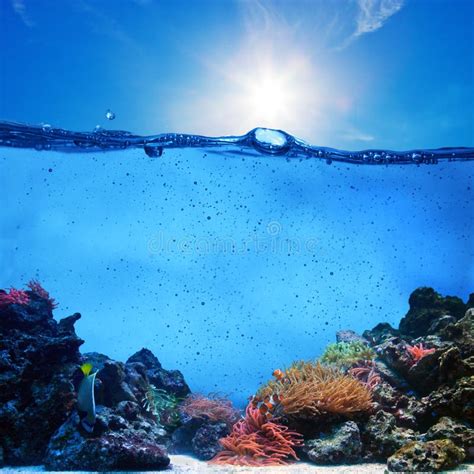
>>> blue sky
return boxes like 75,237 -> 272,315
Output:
1,0 -> 473,149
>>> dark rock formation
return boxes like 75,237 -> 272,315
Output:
44,348 -> 188,470
0,292 -> 83,465
371,382 -> 432,430
425,416 -> 474,460
425,376 -> 474,422
361,410 -> 418,460
440,308 -> 474,357
0,284 -> 191,470
171,416 -> 231,461
127,348 -> 190,398
363,322 -> 399,345
191,422 -> 228,460
399,287 -> 466,338
44,408 -> 169,471
304,421 -> 362,464
387,439 -> 465,472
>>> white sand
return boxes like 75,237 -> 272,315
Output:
0,456 -> 473,473
169,455 -> 387,473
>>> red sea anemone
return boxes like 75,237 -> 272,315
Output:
179,393 -> 239,426
0,288 -> 30,306
406,343 -> 436,363
210,403 -> 302,466
27,279 -> 58,309
349,361 -> 382,391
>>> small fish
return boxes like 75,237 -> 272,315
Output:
77,362 -> 97,433
272,369 -> 284,380
271,393 -> 281,404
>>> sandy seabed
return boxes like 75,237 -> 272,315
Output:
1,456 -> 474,474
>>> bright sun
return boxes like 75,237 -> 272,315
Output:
247,74 -> 289,124
171,40 -> 329,138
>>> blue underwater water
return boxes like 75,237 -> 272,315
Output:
0,122 -> 473,406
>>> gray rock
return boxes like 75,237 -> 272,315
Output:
425,416 -> 474,460
362,410 -> 418,460
126,348 -> 190,397
387,439 -> 465,472
336,330 -> 368,345
304,421 -> 362,464
399,287 -> 466,338
192,422 -> 229,460
44,408 -> 170,471
0,292 -> 83,465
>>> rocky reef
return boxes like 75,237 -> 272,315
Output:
0,283 -> 189,470
0,283 -> 473,471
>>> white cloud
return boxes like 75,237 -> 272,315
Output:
341,128 -> 375,142
11,0 -> 34,27
354,0 -> 404,38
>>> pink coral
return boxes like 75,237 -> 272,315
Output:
210,403 -> 303,466
27,280 -> 58,309
0,288 -> 30,306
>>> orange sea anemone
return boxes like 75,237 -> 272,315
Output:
258,361 -> 373,419
210,403 -> 303,466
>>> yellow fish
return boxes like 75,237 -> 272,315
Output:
77,362 -> 97,433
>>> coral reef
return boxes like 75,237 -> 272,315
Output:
0,282 -> 189,470
0,288 -> 82,464
1,282 -> 473,472
210,403 -> 303,466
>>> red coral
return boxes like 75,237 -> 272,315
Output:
180,394 -> 239,426
210,403 -> 302,466
0,288 -> 30,306
349,361 -> 381,391
27,279 -> 58,309
406,343 -> 436,363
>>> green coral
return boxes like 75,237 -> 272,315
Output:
141,384 -> 181,430
320,341 -> 375,369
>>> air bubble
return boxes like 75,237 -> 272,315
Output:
144,143 -> 164,158
251,128 -> 291,155
105,109 -> 116,121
